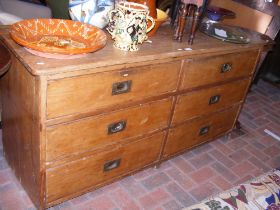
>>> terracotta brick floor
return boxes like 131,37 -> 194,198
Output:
0,80 -> 280,210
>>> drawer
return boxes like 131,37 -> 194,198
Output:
47,61 -> 181,119
164,106 -> 239,157
172,78 -> 250,125
180,50 -> 258,90
46,98 -> 172,162
46,132 -> 164,203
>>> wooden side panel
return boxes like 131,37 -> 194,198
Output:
47,61 -> 181,119
172,78 -> 250,125
181,50 -> 258,89
46,132 -> 164,203
1,55 -> 42,207
46,98 -> 172,162
164,106 -> 240,157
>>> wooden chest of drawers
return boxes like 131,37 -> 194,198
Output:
0,26 -> 269,209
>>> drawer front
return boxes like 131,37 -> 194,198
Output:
46,132 -> 164,203
172,79 -> 250,125
180,50 -> 258,89
47,61 -> 181,119
46,98 -> 172,162
164,106 -> 239,157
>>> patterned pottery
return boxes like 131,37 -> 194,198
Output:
10,19 -> 107,55
69,0 -> 114,29
107,1 -> 155,51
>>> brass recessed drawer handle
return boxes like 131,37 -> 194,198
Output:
199,126 -> 210,136
112,80 -> 132,95
221,63 -> 232,73
209,95 -> 221,105
108,120 -> 127,134
103,159 -> 121,172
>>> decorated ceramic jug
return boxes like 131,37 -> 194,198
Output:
69,0 -> 114,29
107,1 -> 155,51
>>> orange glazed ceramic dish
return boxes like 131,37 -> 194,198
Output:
10,19 -> 107,55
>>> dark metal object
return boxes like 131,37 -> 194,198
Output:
221,63 -> 232,73
112,80 -> 132,95
199,126 -> 210,135
103,159 -> 121,172
108,120 -> 127,134
209,95 -> 220,105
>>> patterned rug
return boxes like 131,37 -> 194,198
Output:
184,168 -> 280,210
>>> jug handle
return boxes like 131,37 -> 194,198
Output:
146,16 -> 155,33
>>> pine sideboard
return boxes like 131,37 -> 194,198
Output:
0,26 -> 270,209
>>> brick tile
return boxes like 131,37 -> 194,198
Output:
139,194 -> 157,210
231,161 -> 257,178
211,176 -> 232,191
165,183 -> 196,206
209,149 -> 236,168
165,168 -> 194,189
263,145 -> 280,157
251,140 -> 266,150
110,187 -> 140,210
267,155 -> 280,168
132,170 -> 149,180
170,156 -> 195,174
258,135 -> 279,147
189,153 -> 215,169
244,144 -> 270,162
0,159 -> 8,170
141,172 -> 170,190
20,191 -> 35,209
101,181 -> 121,192
70,194 -> 90,205
138,187 -> 171,209
233,175 -> 254,186
149,188 -> 170,203
248,156 -> 270,172
181,151 -> 195,160
0,183 -> 29,210
189,182 -> 220,201
191,143 -> 213,155
160,161 -> 172,171
211,162 -> 239,182
154,207 -> 165,210
0,169 -> 11,185
226,138 -> 248,151
81,195 -> 116,210
86,188 -> 104,199
162,200 -> 182,210
190,167 -> 216,183
212,141 -> 233,156
228,149 -> 249,163
253,116 -> 271,127
120,176 -> 146,198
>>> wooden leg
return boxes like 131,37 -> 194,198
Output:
188,7 -> 200,45
154,163 -> 161,169
173,3 -> 188,41
235,120 -> 242,130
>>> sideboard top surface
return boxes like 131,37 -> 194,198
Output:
0,25 -> 271,76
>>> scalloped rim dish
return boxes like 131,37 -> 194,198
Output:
10,19 -> 107,55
